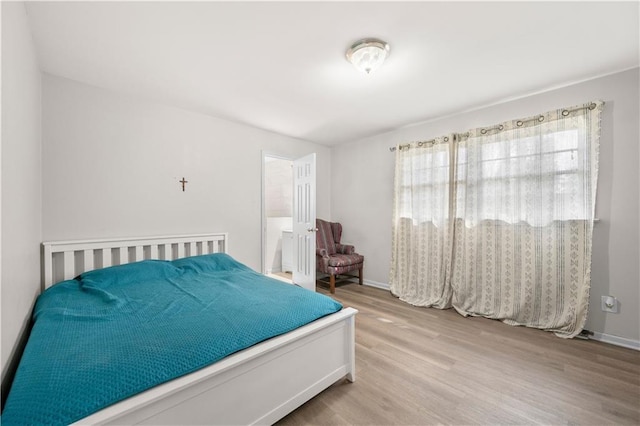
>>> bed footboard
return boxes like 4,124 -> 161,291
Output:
74,307 -> 357,425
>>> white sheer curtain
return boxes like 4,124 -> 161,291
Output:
391,102 -> 602,337
390,136 -> 454,308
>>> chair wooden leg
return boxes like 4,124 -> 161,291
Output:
330,274 -> 336,294
359,267 -> 363,285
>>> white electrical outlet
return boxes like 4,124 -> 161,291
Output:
601,295 -> 618,313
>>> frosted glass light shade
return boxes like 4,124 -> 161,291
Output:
346,38 -> 390,74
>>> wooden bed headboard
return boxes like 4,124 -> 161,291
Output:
42,233 -> 228,289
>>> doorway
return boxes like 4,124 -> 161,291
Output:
262,154 -> 293,283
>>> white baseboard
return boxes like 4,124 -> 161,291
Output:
363,279 -> 390,291
590,331 -> 640,351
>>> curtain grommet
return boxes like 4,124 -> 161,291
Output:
562,110 -> 570,117
516,121 -> 523,127
481,129 -> 487,135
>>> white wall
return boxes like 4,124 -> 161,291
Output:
1,3 -> 42,383
264,157 -> 292,217
265,217 -> 292,273
331,68 -> 640,342
42,75 -> 331,273
264,157 -> 292,273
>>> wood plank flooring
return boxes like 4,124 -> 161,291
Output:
277,283 -> 640,425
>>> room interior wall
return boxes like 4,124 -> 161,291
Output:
41,74 -> 331,275
1,2 -> 43,387
331,68 -> 640,343
265,158 -> 293,218
266,217 -> 292,273
264,157 -> 293,273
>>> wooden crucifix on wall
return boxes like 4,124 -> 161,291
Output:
179,177 -> 188,192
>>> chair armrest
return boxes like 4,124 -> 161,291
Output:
335,244 -> 355,255
316,248 -> 329,273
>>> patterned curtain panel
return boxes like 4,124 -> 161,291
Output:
451,102 -> 602,337
390,101 -> 602,337
451,219 -> 592,336
390,136 -> 455,308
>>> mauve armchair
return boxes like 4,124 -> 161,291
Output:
315,218 -> 364,294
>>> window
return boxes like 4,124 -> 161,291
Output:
456,126 -> 591,226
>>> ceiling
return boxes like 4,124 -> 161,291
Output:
24,2 -> 639,146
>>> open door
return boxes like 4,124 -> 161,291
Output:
292,153 -> 316,291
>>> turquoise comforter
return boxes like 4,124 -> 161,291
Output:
2,253 -> 342,425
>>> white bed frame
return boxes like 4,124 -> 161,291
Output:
42,233 -> 357,425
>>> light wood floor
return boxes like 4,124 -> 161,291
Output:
277,283 -> 640,425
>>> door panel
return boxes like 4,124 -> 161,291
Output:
292,153 -> 316,291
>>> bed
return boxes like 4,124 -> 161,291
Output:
2,233 -> 357,425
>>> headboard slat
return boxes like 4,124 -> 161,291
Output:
84,250 -> 95,273
42,233 -> 228,289
63,251 -> 75,280
162,244 -> 170,260
103,249 -> 112,268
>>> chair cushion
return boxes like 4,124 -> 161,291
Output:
316,219 -> 336,255
327,253 -> 364,268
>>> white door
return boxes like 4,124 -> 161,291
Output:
292,153 -> 316,291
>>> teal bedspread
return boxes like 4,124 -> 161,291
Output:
2,254 -> 342,425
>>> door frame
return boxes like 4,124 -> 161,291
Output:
260,151 -> 294,275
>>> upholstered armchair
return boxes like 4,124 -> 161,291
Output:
316,219 -> 364,294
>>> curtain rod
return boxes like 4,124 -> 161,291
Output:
388,102 -> 600,152
389,136 -> 450,152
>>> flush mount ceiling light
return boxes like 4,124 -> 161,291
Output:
346,38 -> 390,74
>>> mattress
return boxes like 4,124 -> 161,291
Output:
2,253 -> 342,425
